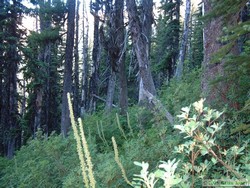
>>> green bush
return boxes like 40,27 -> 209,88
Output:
159,68 -> 202,116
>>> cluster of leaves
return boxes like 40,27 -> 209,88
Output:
174,99 -> 249,184
132,159 -> 182,188
128,99 -> 249,188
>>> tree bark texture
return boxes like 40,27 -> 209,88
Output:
141,0 -> 153,53
126,0 -> 156,104
202,0 -> 242,106
202,0 -> 231,105
115,0 -> 128,114
61,0 -> 75,137
202,0 -> 223,101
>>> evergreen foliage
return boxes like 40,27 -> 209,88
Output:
21,0 -> 66,140
152,0 -> 180,85
0,0 -> 25,157
187,6 -> 203,69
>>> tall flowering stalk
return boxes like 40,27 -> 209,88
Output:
67,93 -> 96,187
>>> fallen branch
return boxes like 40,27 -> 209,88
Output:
93,94 -> 117,107
144,90 -> 174,125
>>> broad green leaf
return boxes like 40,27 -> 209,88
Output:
207,127 -> 214,134
181,106 -> 190,113
154,169 -> 164,178
193,98 -> 205,114
211,157 -> 217,164
200,147 -> 208,156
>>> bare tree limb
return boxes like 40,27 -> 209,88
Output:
93,94 -> 117,107
143,90 -> 174,125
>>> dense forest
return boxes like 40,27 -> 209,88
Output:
0,0 -> 249,187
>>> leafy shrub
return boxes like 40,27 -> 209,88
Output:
159,68 -> 202,116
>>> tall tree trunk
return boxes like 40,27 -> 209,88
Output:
44,43 -> 52,137
126,0 -> 156,104
201,0 -> 243,106
175,0 -> 191,80
73,0 -> 80,117
100,1 -> 114,113
89,12 -> 100,113
0,0 -> 4,155
187,6 -> 193,64
141,0 -> 153,54
6,0 -> 20,158
201,0 -> 225,104
61,0 -> 76,137
101,0 -> 128,113
34,0 -> 52,136
115,0 -> 128,114
81,1 -> 89,116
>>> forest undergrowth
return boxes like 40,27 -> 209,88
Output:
0,69 -> 249,188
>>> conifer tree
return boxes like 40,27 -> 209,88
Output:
99,0 -> 128,113
188,5 -> 203,69
0,0 -> 24,158
175,0 -> 191,80
116,0 -> 128,114
153,0 -> 180,86
23,0 -> 66,139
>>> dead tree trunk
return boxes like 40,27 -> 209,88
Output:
61,0 -> 76,137
100,0 -> 128,113
126,0 -> 156,104
105,71 -> 116,112
175,0 -> 191,80
80,1 -> 89,117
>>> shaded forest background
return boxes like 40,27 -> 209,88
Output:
0,0 -> 249,187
